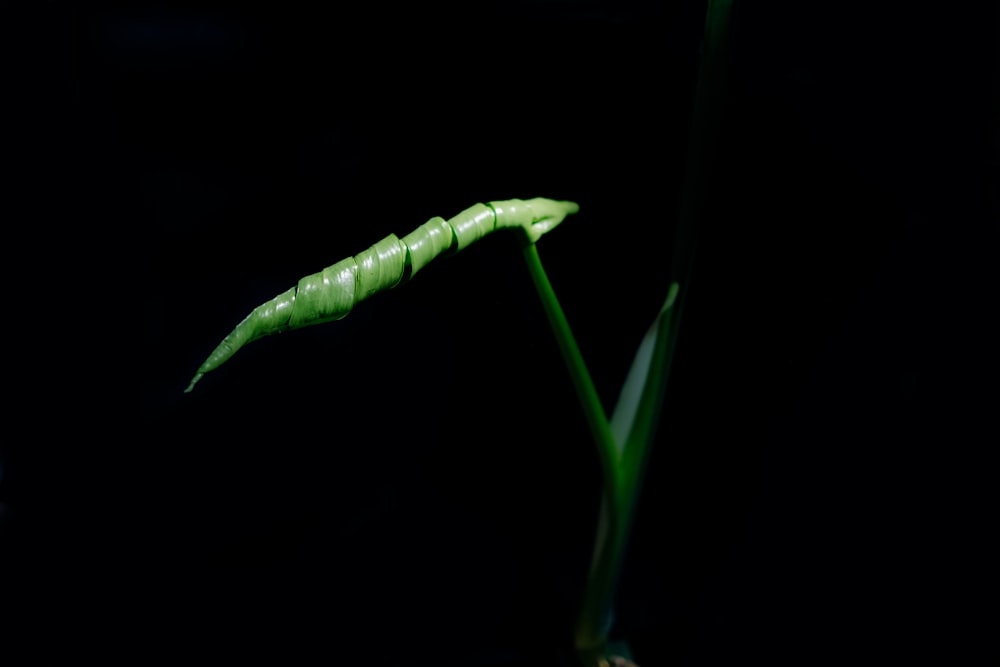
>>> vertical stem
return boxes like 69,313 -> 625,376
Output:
671,0 -> 733,289
575,0 -> 733,661
521,3 -> 735,661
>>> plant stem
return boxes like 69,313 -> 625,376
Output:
521,3 -> 735,660
671,0 -> 733,289
521,244 -> 623,510
521,243 -> 625,661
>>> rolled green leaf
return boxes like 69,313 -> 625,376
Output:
185,198 -> 578,392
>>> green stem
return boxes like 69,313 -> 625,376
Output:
521,244 -> 622,506
520,243 -> 625,661
521,4 -> 734,661
671,0 -> 733,288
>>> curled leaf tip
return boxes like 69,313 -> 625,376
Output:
184,373 -> 203,393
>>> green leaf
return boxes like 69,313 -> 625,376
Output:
610,282 -> 680,456
611,282 -> 680,493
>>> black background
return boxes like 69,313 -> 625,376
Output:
5,1 -> 997,664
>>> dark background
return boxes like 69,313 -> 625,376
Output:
5,1 -> 996,664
